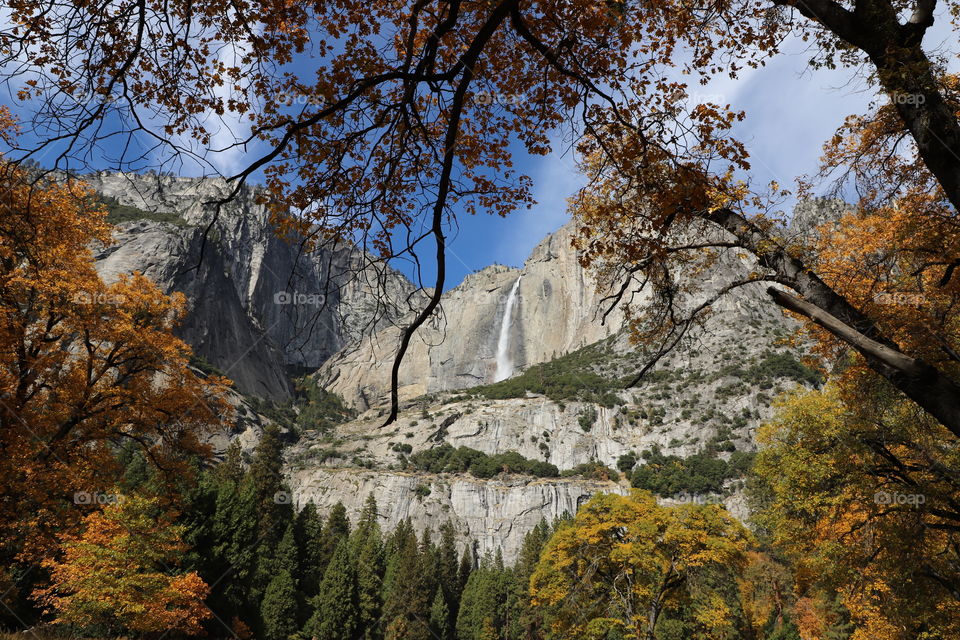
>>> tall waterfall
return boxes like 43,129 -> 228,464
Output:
493,276 -> 522,382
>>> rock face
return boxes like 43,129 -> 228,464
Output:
91,173 -> 831,563
88,172 -> 417,401
289,467 -> 629,560
318,223 -> 636,409
288,468 -> 750,560
317,217 -> 795,411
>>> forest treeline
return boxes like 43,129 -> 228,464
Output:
0,421 -> 838,640
11,410 -> 949,640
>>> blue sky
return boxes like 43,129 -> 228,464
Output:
436,35 -> 876,286
5,12 -> 957,291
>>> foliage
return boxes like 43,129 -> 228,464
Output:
456,554 -> 511,640
260,570 -> 299,640
754,385 -> 960,639
35,495 -> 210,635
0,155 -> 231,567
101,195 -> 187,227
577,406 -> 598,431
470,340 -> 629,405
409,443 -> 559,478
559,461 -> 618,482
381,520 -> 431,640
304,541 -> 358,640
529,491 -> 752,640
630,446 -> 754,497
617,452 -> 639,474
712,351 -> 823,389
295,377 -> 357,433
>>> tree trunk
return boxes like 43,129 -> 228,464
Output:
706,207 -> 960,438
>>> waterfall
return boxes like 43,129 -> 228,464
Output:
493,276 -> 522,382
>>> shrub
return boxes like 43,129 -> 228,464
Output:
102,195 -> 188,227
294,378 -> 355,433
630,445 -> 755,497
617,452 -> 638,473
414,483 -> 431,498
409,443 -> 559,478
561,461 -> 618,481
578,406 -> 598,431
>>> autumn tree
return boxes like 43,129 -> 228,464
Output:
529,491 -> 751,640
35,494 -> 211,636
753,384 -> 960,639
0,134 -> 231,567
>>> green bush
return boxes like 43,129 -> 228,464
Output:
561,461 -> 618,481
409,443 -> 559,478
295,378 -> 355,433
617,452 -> 638,473
714,350 -> 822,388
468,341 -> 628,404
630,445 -> 755,497
414,483 -> 431,498
577,406 -> 598,431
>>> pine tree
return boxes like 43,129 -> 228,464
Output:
436,522 -> 461,633
216,440 -> 245,485
456,555 -> 510,640
824,595 -> 854,640
249,425 -> 294,611
353,499 -> 385,640
429,590 -> 451,640
249,424 -> 289,543
261,569 -> 299,640
206,476 -> 259,626
381,520 -> 430,640
351,493 -> 380,554
457,549 -> 473,603
419,528 -> 439,606
295,502 -> 325,599
319,502 -> 351,574
304,540 -> 359,640
271,521 -> 299,584
507,520 -> 550,640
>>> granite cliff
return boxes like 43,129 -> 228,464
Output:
88,171 -> 417,402
89,173 -> 830,560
